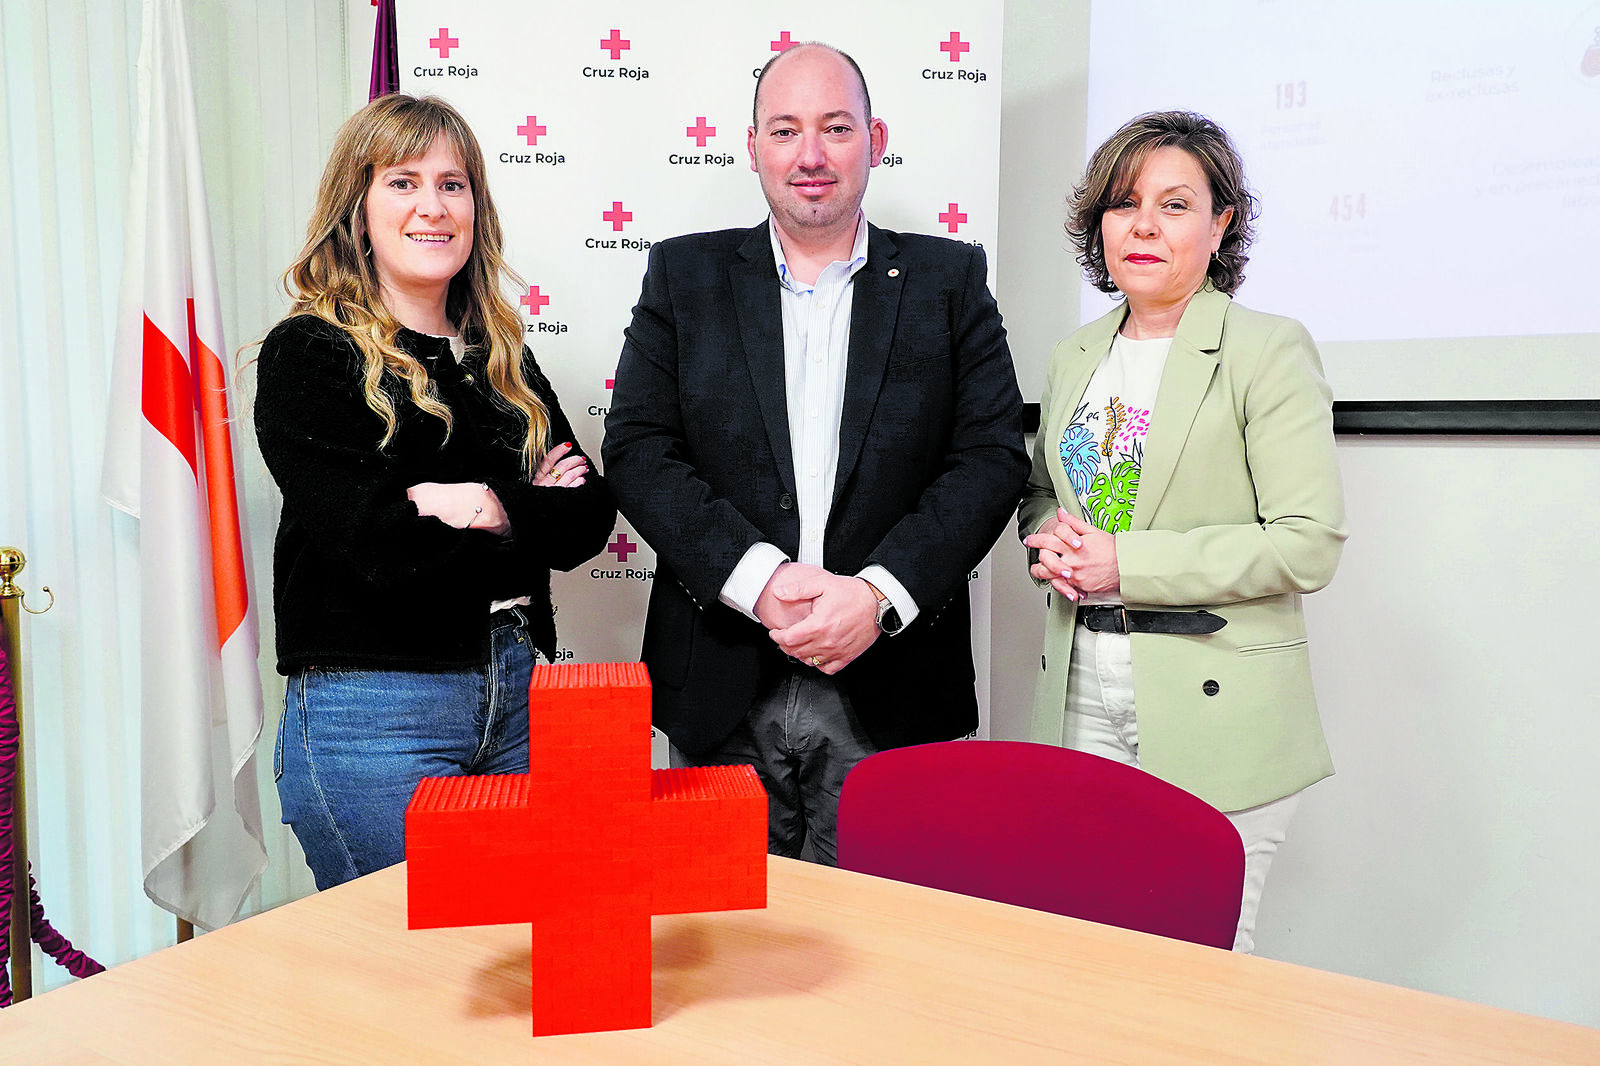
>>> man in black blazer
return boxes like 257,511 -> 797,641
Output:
604,42 -> 1026,864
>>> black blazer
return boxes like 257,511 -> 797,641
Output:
603,222 -> 1027,754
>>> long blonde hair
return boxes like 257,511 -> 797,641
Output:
283,94 -> 548,474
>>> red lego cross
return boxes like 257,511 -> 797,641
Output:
406,663 -> 767,1036
770,30 -> 797,52
939,202 -> 969,233
602,201 -> 634,231
520,285 -> 550,315
686,116 -> 717,147
517,116 -> 547,145
600,29 -> 630,60
940,32 -> 970,62
430,29 -> 459,58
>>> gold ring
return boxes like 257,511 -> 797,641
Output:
810,656 -> 823,668
552,471 -> 563,482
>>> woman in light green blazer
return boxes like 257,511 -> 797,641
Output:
1019,112 -> 1347,952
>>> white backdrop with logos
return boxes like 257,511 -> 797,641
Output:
386,2 -> 1006,757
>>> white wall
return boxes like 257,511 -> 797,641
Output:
996,0 -> 1600,1028
1261,437 -> 1600,1024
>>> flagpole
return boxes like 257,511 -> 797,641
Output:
1,592 -> 30,1002
0,547 -> 51,1002
0,553 -> 101,999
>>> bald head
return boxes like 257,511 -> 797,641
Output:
746,41 -> 888,252
753,43 -> 872,130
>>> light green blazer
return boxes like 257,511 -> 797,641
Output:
1019,284 -> 1347,812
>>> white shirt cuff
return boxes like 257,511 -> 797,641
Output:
718,542 -> 790,621
858,564 -> 919,631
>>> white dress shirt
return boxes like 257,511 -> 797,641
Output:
717,215 -> 918,630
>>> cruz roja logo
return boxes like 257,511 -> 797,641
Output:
594,533 -> 654,581
415,65 -> 478,79
587,202 -> 653,250
583,66 -> 650,80
925,31 -> 986,83
667,153 -> 736,167
591,567 -> 655,581
505,119 -> 562,164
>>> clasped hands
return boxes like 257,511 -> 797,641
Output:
755,562 -> 881,676
1023,507 -> 1120,602
407,443 -> 589,536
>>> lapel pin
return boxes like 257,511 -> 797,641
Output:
887,268 -> 899,277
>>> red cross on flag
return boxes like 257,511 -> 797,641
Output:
101,0 -> 266,931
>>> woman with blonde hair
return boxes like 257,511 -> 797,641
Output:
256,93 -> 614,889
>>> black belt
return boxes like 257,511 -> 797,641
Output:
1078,605 -> 1226,635
490,604 -> 532,629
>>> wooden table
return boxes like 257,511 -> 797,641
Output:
3,856 -> 1596,1064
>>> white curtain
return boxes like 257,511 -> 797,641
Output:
0,0 -> 351,990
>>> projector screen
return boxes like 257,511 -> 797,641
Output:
1083,0 -> 1600,411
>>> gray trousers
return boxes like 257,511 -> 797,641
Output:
669,666 -> 879,867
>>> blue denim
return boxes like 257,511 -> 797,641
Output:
275,608 -> 534,889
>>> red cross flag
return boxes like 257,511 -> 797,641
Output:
101,0 -> 265,931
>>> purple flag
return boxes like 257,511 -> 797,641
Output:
370,0 -> 399,100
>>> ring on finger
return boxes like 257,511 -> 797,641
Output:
810,655 -> 824,668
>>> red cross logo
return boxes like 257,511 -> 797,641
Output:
607,532 -> 637,563
770,30 -> 798,52
686,116 -> 717,147
940,31 -> 970,62
604,378 -> 615,390
406,663 -> 767,1036
602,201 -> 634,232
939,202 -> 969,233
517,116 -> 547,146
520,285 -> 550,315
430,29 -> 459,58
600,29 -> 630,60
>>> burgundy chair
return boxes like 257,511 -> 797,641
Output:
836,741 -> 1245,949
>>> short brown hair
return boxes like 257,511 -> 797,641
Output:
1067,111 -> 1257,295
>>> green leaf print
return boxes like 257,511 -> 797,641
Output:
1085,460 -> 1139,533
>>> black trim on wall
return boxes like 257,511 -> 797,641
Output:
1332,400 -> 1600,436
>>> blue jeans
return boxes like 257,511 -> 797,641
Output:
275,609 -> 534,889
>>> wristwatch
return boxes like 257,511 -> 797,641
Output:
863,579 -> 903,635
